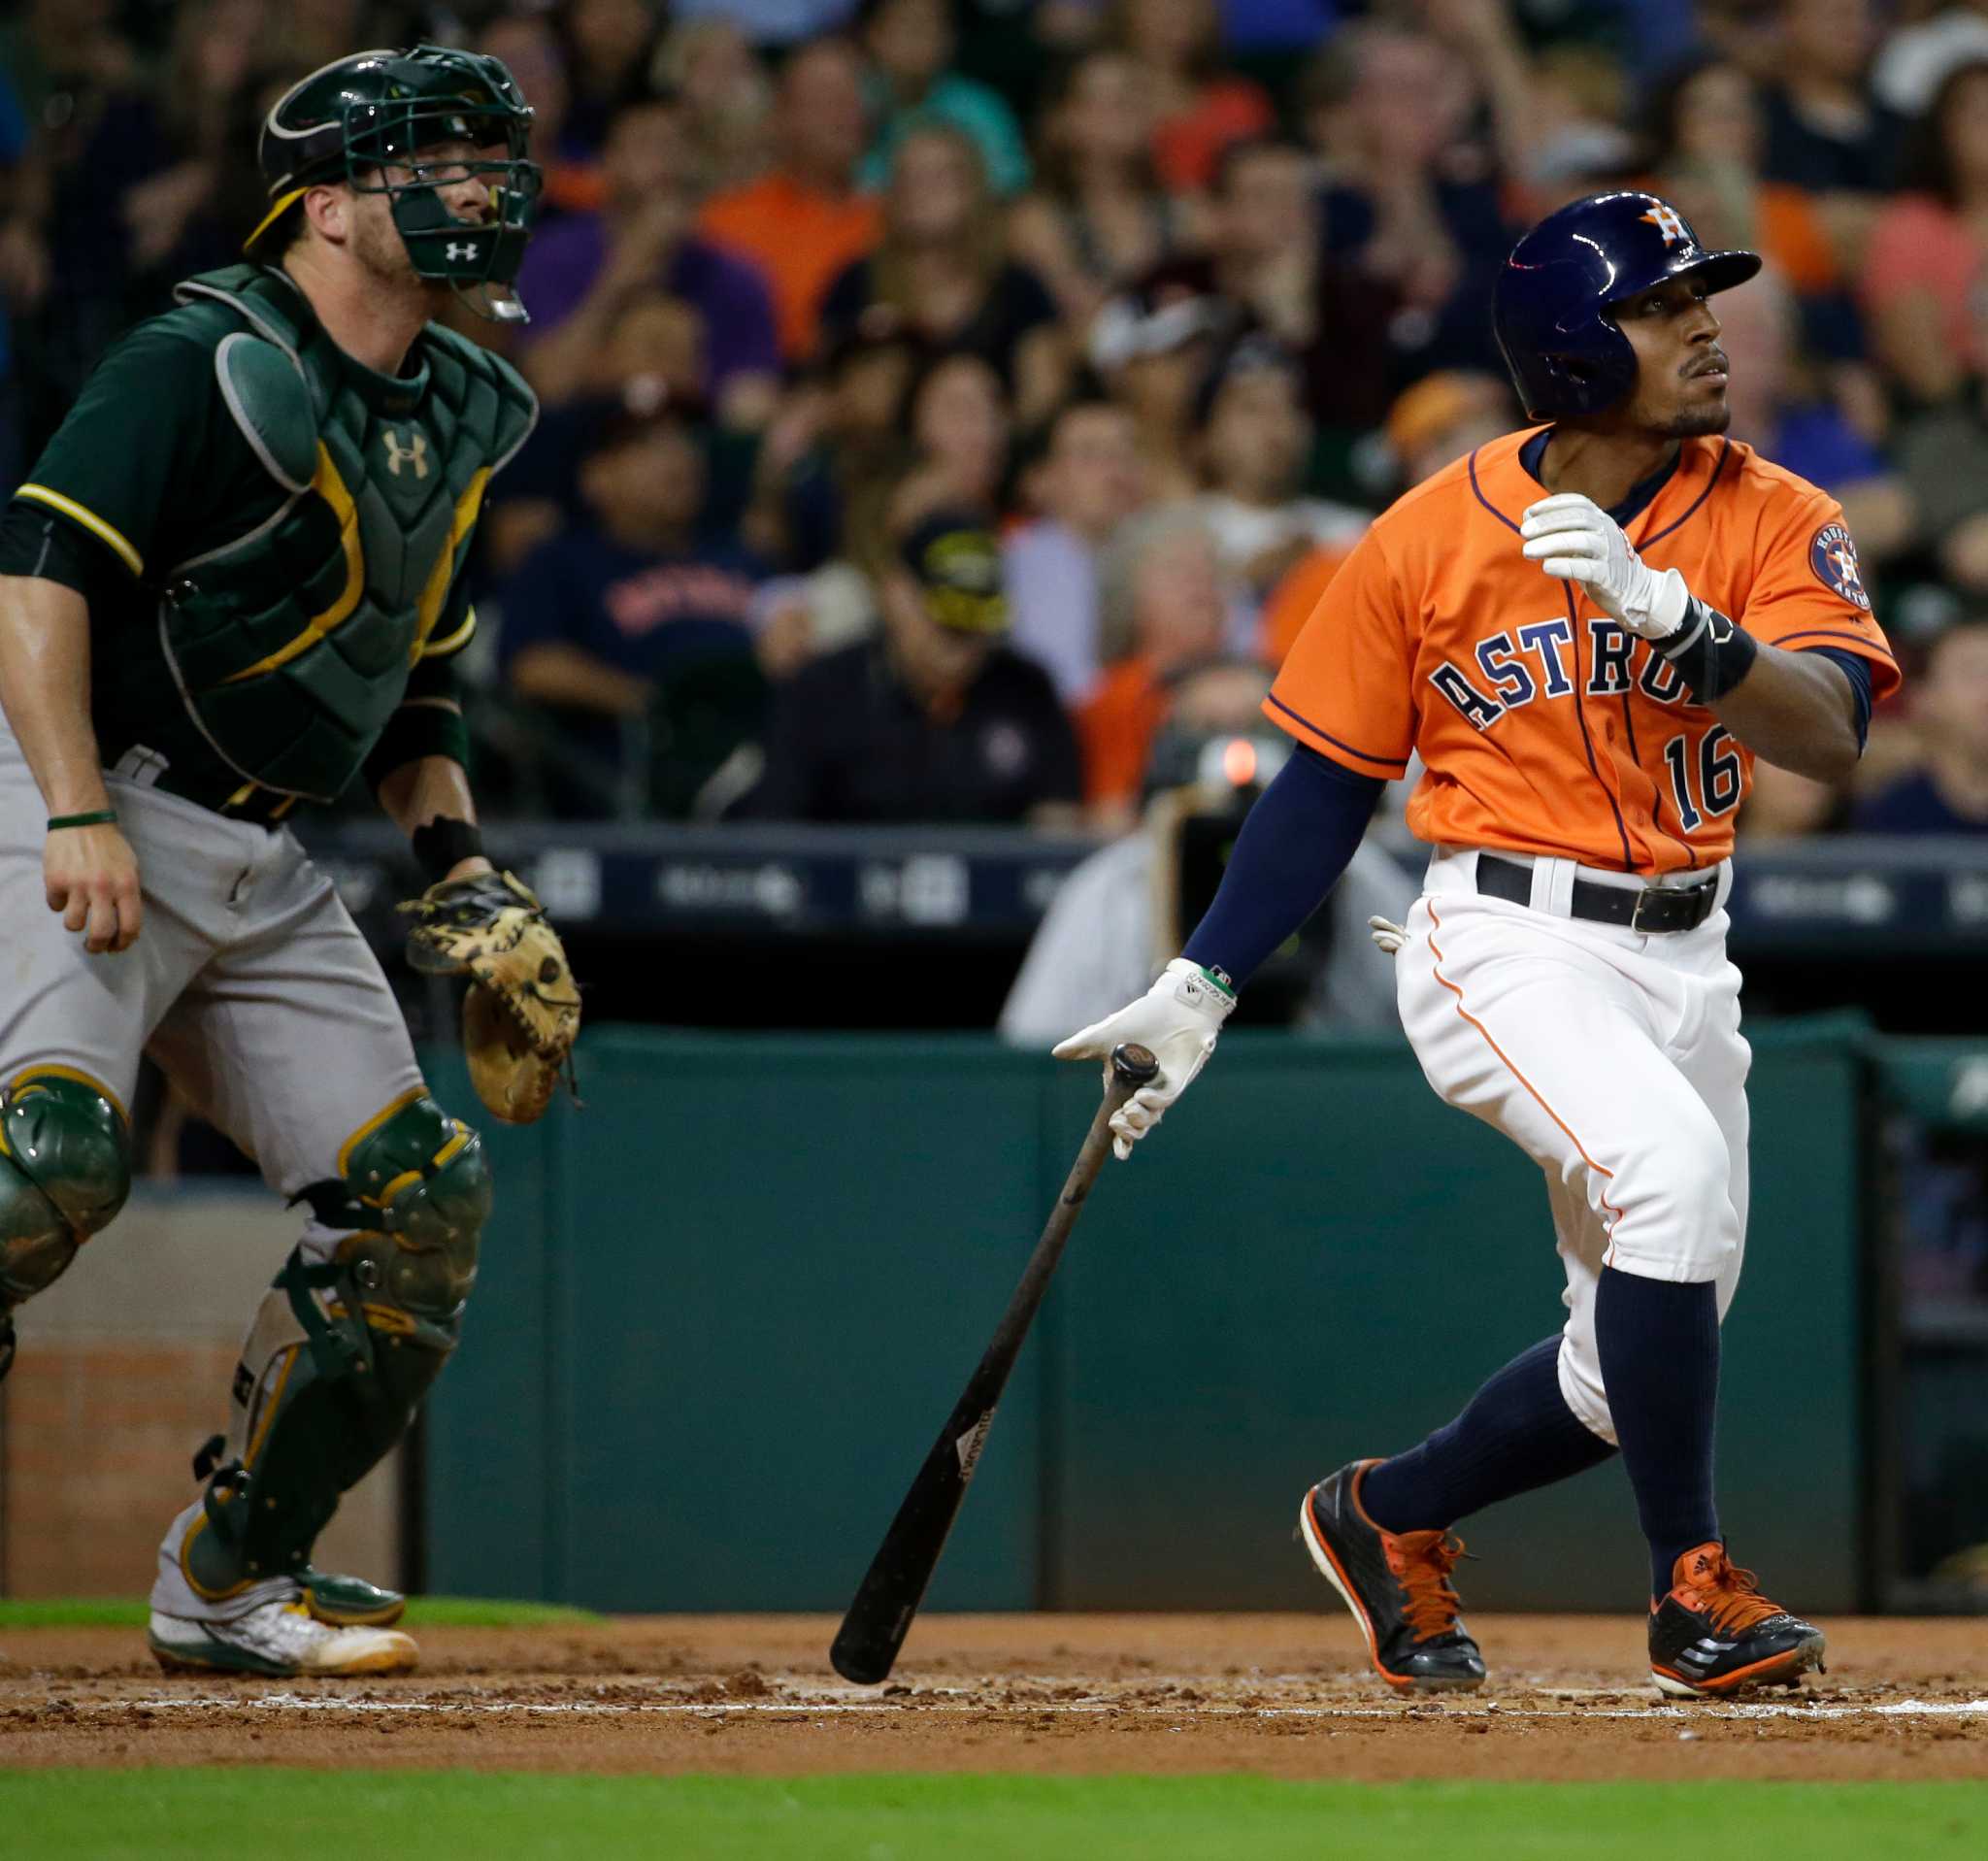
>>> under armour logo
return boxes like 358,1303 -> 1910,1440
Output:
1641,204 -> 1690,247
446,241 -> 480,262
382,429 -> 429,480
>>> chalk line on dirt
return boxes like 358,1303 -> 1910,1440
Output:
70,1691 -> 1988,1725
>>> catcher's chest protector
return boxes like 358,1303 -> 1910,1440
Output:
149,265 -> 537,803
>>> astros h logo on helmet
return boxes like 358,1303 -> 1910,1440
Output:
1640,204 -> 1689,247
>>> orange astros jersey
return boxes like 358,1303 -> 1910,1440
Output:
1266,429 -> 1900,875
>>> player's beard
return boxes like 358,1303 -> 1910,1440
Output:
1658,399 -> 1732,439
350,195 -> 432,302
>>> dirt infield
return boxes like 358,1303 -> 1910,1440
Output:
2,1614 -> 1985,1781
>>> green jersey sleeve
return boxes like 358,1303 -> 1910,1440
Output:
10,316 -> 272,582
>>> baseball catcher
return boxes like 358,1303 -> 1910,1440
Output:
0,45 -> 574,1676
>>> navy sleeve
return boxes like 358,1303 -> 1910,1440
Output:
1181,743 -> 1386,989
1805,647 -> 1872,750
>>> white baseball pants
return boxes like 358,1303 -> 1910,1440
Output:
1392,847 -> 1750,1446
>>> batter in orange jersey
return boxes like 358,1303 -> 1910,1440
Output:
1267,426 -> 1897,872
1054,191 -> 1885,1705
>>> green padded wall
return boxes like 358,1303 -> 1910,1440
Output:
423,1021 -> 1865,1613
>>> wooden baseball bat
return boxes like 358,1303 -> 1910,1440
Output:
829,1041 -> 1160,1685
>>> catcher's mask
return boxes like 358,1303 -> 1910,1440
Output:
246,44 -> 542,325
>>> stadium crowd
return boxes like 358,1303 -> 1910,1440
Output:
4,0 -> 1987,841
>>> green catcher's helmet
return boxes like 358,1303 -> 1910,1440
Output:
247,44 -> 542,323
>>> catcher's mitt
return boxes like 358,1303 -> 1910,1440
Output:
400,870 -> 580,1124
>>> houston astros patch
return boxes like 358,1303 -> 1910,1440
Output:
1810,523 -> 1871,610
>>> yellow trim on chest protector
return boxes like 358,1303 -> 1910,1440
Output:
410,468 -> 491,663
221,443 -> 365,683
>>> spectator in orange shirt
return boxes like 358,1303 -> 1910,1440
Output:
1077,506 -> 1235,829
1117,0 -> 1275,196
698,38 -> 883,362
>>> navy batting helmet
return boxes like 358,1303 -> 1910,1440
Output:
1492,191 -> 1761,421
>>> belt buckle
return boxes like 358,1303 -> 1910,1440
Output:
1630,885 -> 1664,934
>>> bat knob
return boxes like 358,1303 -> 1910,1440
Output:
1110,1042 -> 1160,1088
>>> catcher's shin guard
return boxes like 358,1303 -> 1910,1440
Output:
180,1092 -> 489,1602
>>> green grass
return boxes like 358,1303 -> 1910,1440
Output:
0,1773 -> 1984,1859
0,1596 -> 602,1630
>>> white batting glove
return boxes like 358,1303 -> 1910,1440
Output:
1519,493 -> 1690,641
1051,958 -> 1235,1160
1369,915 -> 1408,954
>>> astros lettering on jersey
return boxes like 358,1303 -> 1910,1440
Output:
1266,430 -> 1900,874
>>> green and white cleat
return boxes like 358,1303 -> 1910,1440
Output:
149,1599 -> 418,1678
300,1566 -> 407,1628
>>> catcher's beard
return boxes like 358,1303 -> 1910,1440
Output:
348,191 -> 436,303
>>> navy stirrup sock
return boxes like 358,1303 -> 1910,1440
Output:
1358,1335 -> 1618,1535
1592,1264 -> 1722,1598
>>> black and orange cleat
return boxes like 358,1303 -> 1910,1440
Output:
1298,1460 -> 1487,1692
1648,1542 -> 1826,1698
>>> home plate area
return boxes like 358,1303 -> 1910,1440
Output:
3,1615 -> 1984,1780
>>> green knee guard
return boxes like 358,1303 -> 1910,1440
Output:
182,1093 -> 489,1600
1,1071 -> 131,1379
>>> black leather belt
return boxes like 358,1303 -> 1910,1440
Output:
1475,854 -> 1718,934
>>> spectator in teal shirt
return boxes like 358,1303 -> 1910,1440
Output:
858,0 -> 1031,197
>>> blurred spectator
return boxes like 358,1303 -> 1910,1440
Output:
1713,269 -> 1914,566
817,123 -> 1068,421
112,0 -> 272,289
484,287 -> 716,578
1874,0 -> 1988,115
1258,368 -> 1511,668
1642,54 -> 1845,315
1010,50 -> 1203,329
746,323 -> 927,572
273,0 -> 405,77
1301,13 -> 1522,376
751,506 -> 1084,823
1193,335 -> 1367,616
1895,350 -> 1988,596
1760,0 -> 1905,197
1864,59 -> 1988,409
514,97 -> 781,428
857,0 -> 1031,196
1852,621 -> 1988,833
670,0 -> 861,49
1077,507 -> 1236,828
1217,0 -> 1341,55
1006,395 -> 1149,702
906,349 -> 1013,508
1513,39 -> 1639,210
1134,137 -> 1401,466
480,12 -> 603,218
2,2 -> 157,444
0,60 -> 25,482
699,37 -> 883,362
1117,0 -> 1275,195
1088,278 -> 1228,502
555,0 -> 664,162
653,16 -> 777,197
502,403 -> 769,818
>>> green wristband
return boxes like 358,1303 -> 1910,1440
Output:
47,810 -> 118,831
